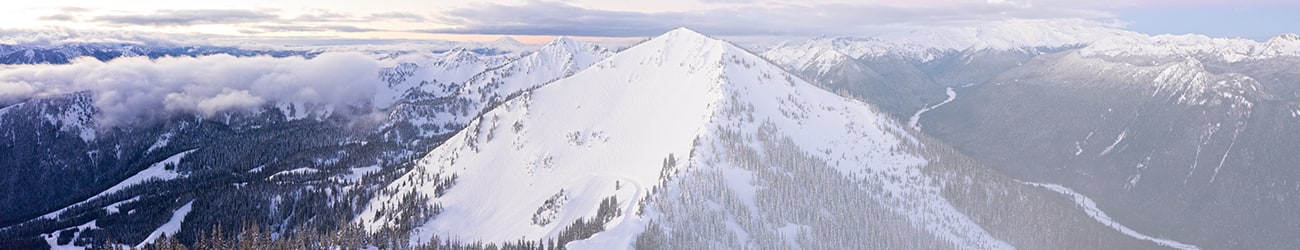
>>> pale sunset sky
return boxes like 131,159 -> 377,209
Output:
2,0 -> 1297,43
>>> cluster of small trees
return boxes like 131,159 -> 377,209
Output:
553,195 -> 621,248
531,190 -> 567,226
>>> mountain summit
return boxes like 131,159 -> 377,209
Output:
357,27 -> 1153,249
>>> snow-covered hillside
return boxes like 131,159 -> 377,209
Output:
375,48 -> 516,108
380,37 -> 613,137
360,28 -> 1020,249
761,38 -> 864,78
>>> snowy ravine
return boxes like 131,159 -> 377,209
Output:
135,201 -> 194,248
37,149 -> 196,220
360,28 -> 1009,249
909,87 -> 957,130
1022,182 -> 1199,250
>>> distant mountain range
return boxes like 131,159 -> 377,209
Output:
0,43 -> 315,64
763,19 -> 1300,249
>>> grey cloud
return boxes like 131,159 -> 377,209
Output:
699,0 -> 761,3
38,14 -> 79,22
35,6 -> 92,22
292,11 -> 354,22
289,11 -> 427,23
366,12 -> 427,22
426,1 -> 1110,37
0,53 -> 381,126
79,8 -> 397,34
242,24 -> 382,34
93,9 -> 279,26
58,7 -> 92,13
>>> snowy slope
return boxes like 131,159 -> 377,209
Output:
381,37 -> 613,137
135,201 -> 194,248
375,48 -> 515,108
361,28 -> 1007,248
761,38 -> 859,77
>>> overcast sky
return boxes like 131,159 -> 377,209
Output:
3,0 -> 1298,43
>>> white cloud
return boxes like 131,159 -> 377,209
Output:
0,53 -> 382,126
0,80 -> 38,103
194,89 -> 264,117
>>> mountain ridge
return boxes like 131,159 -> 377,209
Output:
358,27 -> 1156,249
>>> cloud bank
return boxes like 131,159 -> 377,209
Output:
0,53 -> 382,126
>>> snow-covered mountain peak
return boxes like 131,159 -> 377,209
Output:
439,48 -> 482,63
361,27 -> 742,242
546,36 -> 577,46
760,38 -> 856,76
362,28 -> 1007,248
582,26 -> 734,79
654,27 -> 725,46
1172,56 -> 1204,69
493,36 -> 524,46
1272,33 -> 1300,42
378,36 -> 613,136
1135,53 -> 1263,114
664,27 -> 706,36
458,36 -> 612,97
373,47 -> 515,108
1259,33 -> 1300,58
538,36 -> 604,59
